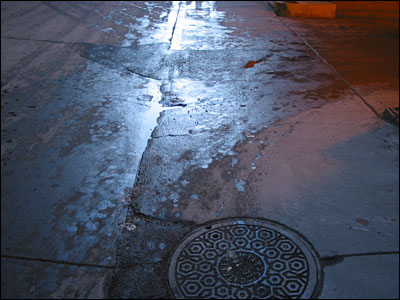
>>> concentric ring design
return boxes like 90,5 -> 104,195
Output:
168,218 -> 322,299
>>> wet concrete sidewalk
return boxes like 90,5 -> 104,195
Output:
1,1 -> 399,299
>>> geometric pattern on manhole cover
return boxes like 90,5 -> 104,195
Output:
168,218 -> 322,299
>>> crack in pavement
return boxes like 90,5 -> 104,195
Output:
267,2 -> 381,117
2,254 -> 164,270
151,134 -> 189,139
169,1 -> 183,49
122,65 -> 162,81
129,210 -> 196,227
321,251 -> 400,267
1,36 -> 111,47
1,255 -> 116,270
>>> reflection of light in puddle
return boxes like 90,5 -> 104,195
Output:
121,2 -> 181,46
137,80 -> 173,137
170,2 -> 186,50
178,1 -> 232,50
122,16 -> 150,47
142,101 -> 180,135
121,1 -> 235,49
148,1 -> 180,45
169,79 -> 205,104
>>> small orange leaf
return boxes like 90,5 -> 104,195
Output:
355,218 -> 369,226
245,61 -> 257,68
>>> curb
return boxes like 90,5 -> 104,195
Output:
273,1 -> 336,18
272,1 -> 399,19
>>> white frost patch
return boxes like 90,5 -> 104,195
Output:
181,179 -> 190,186
101,27 -> 114,33
231,158 -> 239,167
350,226 -> 369,232
97,200 -> 116,210
234,178 -> 247,192
216,203 -> 224,217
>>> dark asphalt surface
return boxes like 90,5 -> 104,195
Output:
1,1 -> 399,299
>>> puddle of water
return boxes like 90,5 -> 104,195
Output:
170,2 -> 185,50
176,1 -> 233,50
121,2 -> 181,47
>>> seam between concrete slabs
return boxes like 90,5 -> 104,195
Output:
264,1 -> 381,118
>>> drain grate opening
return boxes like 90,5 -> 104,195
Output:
168,218 -> 323,299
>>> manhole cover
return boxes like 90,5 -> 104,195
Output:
168,218 -> 322,299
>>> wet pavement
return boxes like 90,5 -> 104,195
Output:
1,1 -> 399,299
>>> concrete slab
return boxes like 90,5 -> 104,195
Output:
1,48 -> 163,264
1,1 -> 150,46
1,257 -> 111,299
159,95 -> 399,257
320,254 -> 399,299
1,1 -> 174,297
279,16 -> 399,117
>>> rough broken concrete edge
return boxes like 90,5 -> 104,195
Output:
383,107 -> 400,126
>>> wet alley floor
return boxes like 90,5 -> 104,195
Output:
1,1 -> 399,299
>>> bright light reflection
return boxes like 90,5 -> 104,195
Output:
121,1 -> 234,50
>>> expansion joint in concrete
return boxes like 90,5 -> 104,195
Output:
121,65 -> 161,81
1,254 -> 116,270
321,251 -> 400,267
266,2 -> 381,118
1,36 -> 105,47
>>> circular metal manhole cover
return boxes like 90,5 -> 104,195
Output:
168,218 -> 322,299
